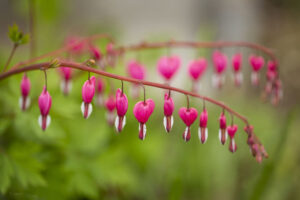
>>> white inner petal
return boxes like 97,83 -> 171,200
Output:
204,128 -> 208,144
115,116 -> 119,132
163,116 -> 167,132
87,103 -> 93,118
81,102 -> 85,116
198,127 -> 201,141
184,126 -> 189,141
171,115 -> 174,128
218,129 -> 222,142
143,124 -> 146,139
46,115 -> 51,128
123,116 -> 126,129
232,138 -> 236,152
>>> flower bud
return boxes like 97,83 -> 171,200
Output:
249,55 -> 265,86
38,87 -> 52,131
188,58 -> 207,92
198,109 -> 208,144
115,89 -> 128,132
19,74 -> 31,111
227,125 -> 238,153
127,60 -> 146,98
219,112 -> 227,145
81,76 -> 96,119
96,78 -> 105,106
163,92 -> 174,133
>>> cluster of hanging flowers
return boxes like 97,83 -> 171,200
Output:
13,37 -> 280,163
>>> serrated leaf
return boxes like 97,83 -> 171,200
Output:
19,34 -> 30,45
7,24 -> 29,45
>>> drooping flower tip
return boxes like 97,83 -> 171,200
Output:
179,107 -> 198,142
20,74 -> 31,111
133,99 -> 155,140
188,58 -> 207,81
157,55 -> 181,80
115,89 -> 128,132
38,87 -> 52,131
199,109 -> 208,144
163,93 -> 174,133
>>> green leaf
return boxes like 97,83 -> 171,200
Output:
7,24 -> 30,45
0,155 -> 14,194
19,34 -> 30,45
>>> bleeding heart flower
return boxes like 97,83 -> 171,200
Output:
38,87 -> 52,131
198,109 -> 208,144
115,89 -> 128,132
105,95 -> 116,126
19,74 -> 31,111
127,60 -> 146,98
163,92 -> 174,133
218,112 -> 227,145
65,36 -> 85,55
157,55 -> 181,81
212,51 -> 227,88
232,53 -> 243,86
81,76 -> 96,119
227,125 -> 238,153
133,99 -> 155,140
178,107 -> 198,142
249,55 -> 265,86
96,78 -> 105,106
89,46 -> 102,61
188,58 -> 207,92
106,43 -> 117,67
59,67 -> 72,95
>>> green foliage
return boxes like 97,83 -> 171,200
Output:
8,24 -> 30,46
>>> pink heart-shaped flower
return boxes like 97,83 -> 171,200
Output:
133,99 -> 155,124
249,55 -> 265,71
157,55 -> 181,80
227,125 -> 238,138
188,58 -> 207,81
178,107 -> 198,126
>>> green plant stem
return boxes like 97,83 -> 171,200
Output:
28,0 -> 36,58
2,44 -> 18,72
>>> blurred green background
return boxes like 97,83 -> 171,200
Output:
0,0 -> 300,199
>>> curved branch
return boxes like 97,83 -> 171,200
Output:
9,34 -> 114,70
116,40 -> 277,61
0,60 -> 268,160
0,60 -> 249,124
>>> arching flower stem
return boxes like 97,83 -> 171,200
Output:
0,60 -> 267,158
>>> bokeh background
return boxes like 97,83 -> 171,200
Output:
0,0 -> 300,199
